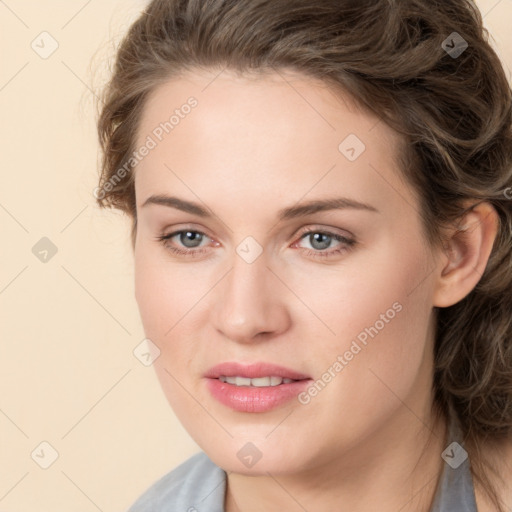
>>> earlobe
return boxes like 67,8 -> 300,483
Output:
433,202 -> 499,308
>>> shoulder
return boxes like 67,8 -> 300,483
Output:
127,451 -> 226,512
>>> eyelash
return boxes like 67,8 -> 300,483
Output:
155,228 -> 356,260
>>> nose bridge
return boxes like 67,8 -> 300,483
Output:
213,247 -> 287,341
225,250 -> 271,318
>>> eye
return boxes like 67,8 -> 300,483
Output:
155,227 -> 356,260
155,229 -> 213,257
293,228 -> 356,259
171,230 -> 205,248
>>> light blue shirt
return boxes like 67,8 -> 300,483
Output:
127,421 -> 477,511
127,451 -> 225,512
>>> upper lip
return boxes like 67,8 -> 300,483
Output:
204,362 -> 311,380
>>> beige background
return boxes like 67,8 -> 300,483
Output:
0,1 -> 510,510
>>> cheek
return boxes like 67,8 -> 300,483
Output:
294,237 -> 435,424
134,248 -> 204,417
310,295 -> 433,454
288,232 -> 433,341
134,244 -> 203,341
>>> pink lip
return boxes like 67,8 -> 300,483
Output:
204,361 -> 311,380
204,362 -> 312,413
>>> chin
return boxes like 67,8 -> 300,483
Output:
214,451 -> 300,476
195,432 -> 309,476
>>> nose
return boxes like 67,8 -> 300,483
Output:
211,250 -> 291,344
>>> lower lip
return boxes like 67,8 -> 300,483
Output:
205,378 -> 312,412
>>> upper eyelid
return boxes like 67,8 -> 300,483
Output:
164,225 -> 352,237
295,225 -> 353,238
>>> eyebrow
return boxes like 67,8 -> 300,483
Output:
141,194 -> 378,220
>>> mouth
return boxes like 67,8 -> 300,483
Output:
218,376 -> 296,386
204,362 -> 312,412
204,361 -> 311,381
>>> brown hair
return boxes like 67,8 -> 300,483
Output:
96,0 -> 512,509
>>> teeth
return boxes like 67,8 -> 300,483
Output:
235,376 -> 251,386
250,377 -> 272,387
218,376 -> 295,387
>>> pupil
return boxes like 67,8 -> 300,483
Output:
182,231 -> 202,248
311,233 -> 330,250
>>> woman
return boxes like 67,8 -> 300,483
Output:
95,0 -> 512,510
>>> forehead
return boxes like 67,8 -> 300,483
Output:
136,68 -> 394,147
133,69 -> 413,215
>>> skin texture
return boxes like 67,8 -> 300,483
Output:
132,69 -> 499,511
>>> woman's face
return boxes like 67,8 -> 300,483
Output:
133,69 -> 441,475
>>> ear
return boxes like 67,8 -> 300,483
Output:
432,201 -> 499,308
